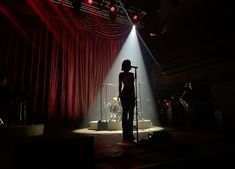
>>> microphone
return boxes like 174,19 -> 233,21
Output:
131,66 -> 138,69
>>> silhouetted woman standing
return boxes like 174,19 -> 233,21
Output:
119,60 -> 135,142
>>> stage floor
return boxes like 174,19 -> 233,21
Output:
73,126 -> 164,135
0,124 -> 44,138
72,126 -> 227,169
87,119 -> 153,131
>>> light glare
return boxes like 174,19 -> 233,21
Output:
89,27 -> 158,126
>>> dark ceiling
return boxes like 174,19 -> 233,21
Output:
123,0 -> 234,72
1,0 -> 233,76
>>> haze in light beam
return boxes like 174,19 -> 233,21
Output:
89,27 -> 158,124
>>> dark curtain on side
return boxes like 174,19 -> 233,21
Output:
0,1 -> 131,128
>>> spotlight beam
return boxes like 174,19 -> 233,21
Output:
136,31 -> 162,71
89,26 -> 158,128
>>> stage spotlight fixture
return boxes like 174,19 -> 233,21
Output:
129,12 -> 139,25
87,0 -> 93,5
109,3 -> 116,12
132,14 -> 138,21
108,1 -> 117,21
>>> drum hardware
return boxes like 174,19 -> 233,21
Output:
100,83 -> 118,121
112,96 -> 118,101
104,100 -> 122,121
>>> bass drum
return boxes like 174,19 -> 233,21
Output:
105,101 -> 122,121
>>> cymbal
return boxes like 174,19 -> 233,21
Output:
113,96 -> 118,101
102,83 -> 118,86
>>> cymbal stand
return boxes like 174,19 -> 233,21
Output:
105,84 -> 108,121
100,84 -> 103,120
138,82 -> 143,120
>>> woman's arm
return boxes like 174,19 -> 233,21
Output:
118,73 -> 122,98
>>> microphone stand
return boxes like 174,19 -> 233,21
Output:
133,67 -> 139,142
100,84 -> 103,121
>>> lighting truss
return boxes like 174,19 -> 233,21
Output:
51,0 -> 145,27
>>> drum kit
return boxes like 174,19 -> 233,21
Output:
104,97 -> 143,122
102,83 -> 143,122
104,97 -> 122,121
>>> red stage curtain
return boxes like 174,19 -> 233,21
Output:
0,1 -> 131,127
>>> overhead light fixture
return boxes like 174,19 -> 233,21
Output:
52,0 -> 146,27
108,1 -> 117,21
150,33 -> 157,37
132,14 -> 138,21
109,2 -> 116,12
87,0 -> 93,5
